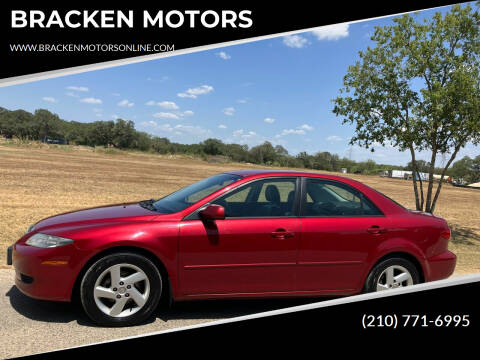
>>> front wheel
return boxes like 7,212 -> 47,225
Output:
80,252 -> 162,326
364,257 -> 420,293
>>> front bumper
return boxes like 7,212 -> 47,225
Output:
11,243 -> 81,302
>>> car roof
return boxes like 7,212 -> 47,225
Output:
225,169 -> 352,182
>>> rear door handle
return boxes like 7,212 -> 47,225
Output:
367,225 -> 387,234
271,228 -> 294,239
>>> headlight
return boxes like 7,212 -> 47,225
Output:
25,233 -> 74,248
25,224 -> 36,234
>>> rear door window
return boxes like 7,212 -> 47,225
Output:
302,179 -> 382,217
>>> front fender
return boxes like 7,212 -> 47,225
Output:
50,221 -> 180,300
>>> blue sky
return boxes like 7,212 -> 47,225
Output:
1,3 -> 479,166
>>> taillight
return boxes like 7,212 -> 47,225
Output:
440,227 -> 451,240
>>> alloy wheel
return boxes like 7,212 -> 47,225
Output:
376,265 -> 413,291
93,263 -> 150,317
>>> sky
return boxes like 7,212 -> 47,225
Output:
1,3 -> 479,166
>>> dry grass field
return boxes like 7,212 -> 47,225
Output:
1,141 -> 479,275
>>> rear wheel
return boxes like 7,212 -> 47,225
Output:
364,257 -> 420,293
80,252 -> 162,326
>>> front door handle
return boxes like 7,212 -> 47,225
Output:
271,228 -> 295,239
367,225 -> 387,234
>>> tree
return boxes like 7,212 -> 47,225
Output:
406,160 -> 429,173
274,145 -> 289,157
333,4 -> 480,213
112,119 -> 136,148
91,121 -> 115,147
296,151 -> 314,169
134,132 -> 152,151
151,137 -> 172,154
225,143 -> 249,162
450,155 -> 480,183
34,109 -> 62,140
202,138 -> 225,155
11,110 -> 36,140
249,142 -> 277,164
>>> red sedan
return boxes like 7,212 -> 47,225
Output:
8,170 -> 456,326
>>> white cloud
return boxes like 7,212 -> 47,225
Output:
80,97 -> 102,104
66,86 -> 89,92
223,107 -> 235,116
327,135 -> 343,142
145,100 -> 180,110
158,101 -> 179,110
234,129 -> 256,137
141,121 -> 174,133
174,124 -> 211,137
276,124 -> 313,138
216,51 -> 231,60
42,96 -> 57,103
177,93 -> 196,99
299,124 -> 314,131
142,121 -> 212,139
264,117 -> 275,124
283,34 -> 308,48
153,112 -> 180,120
228,129 -> 268,147
112,114 -> 119,120
187,85 -> 213,96
311,24 -> 349,41
279,129 -> 306,136
66,92 -> 79,98
236,99 -> 248,104
118,99 -> 134,107
148,106 -> 192,119
112,93 -> 121,97
144,100 -> 180,109
177,85 -> 214,99
218,124 -> 227,129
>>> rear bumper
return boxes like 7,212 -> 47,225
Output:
426,251 -> 456,282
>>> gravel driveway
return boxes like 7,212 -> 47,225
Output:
0,269 -> 318,358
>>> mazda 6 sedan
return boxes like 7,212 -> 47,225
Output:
8,170 -> 456,326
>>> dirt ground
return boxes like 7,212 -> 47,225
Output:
1,142 -> 479,275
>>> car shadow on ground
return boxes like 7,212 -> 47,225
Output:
5,285 -> 92,325
158,297 -> 327,322
6,285 -> 329,327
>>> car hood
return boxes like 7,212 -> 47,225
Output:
31,202 -> 159,231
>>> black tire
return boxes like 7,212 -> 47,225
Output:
364,257 -> 420,293
80,252 -> 162,327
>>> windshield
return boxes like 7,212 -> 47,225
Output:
151,173 -> 242,214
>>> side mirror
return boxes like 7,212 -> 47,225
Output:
200,204 -> 225,221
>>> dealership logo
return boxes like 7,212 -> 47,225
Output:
11,10 -> 253,29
